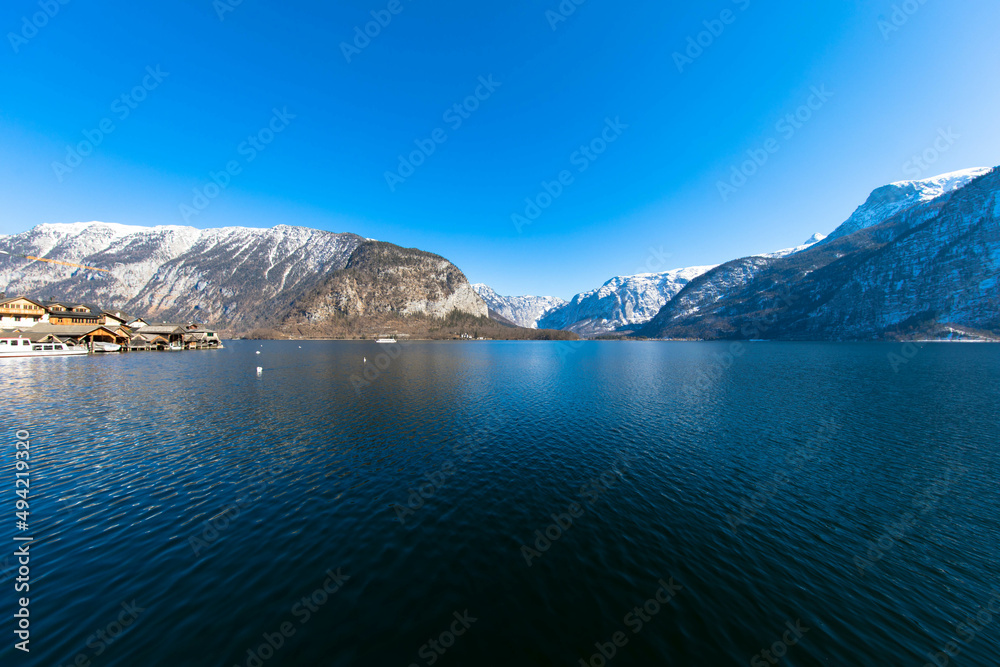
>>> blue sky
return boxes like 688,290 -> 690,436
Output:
1,0 -> 999,299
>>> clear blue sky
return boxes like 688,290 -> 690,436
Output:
1,0 -> 998,299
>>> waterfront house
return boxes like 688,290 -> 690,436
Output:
183,328 -> 223,349
0,296 -> 49,327
130,333 -> 170,350
44,301 -> 104,326
135,324 -> 187,347
23,323 -> 129,348
102,311 -> 129,328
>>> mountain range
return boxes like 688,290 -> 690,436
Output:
1,166 -> 997,340
638,167 -> 999,340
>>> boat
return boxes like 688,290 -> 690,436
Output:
168,342 -> 183,351
375,337 -> 397,343
0,336 -> 88,358
92,342 -> 122,353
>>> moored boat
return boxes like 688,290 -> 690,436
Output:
0,336 -> 88,358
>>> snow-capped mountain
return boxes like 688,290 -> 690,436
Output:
471,284 -> 566,329
0,221 -> 364,328
639,166 -> 1000,339
821,167 -> 991,243
536,265 -> 718,335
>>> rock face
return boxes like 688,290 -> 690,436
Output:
536,266 -> 718,335
471,284 -> 566,329
638,167 -> 1000,340
284,241 -> 487,325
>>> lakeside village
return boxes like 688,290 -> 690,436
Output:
0,294 -> 222,356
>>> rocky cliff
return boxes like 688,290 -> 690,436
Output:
282,241 -> 487,326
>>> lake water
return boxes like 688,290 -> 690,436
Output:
2,341 -> 999,666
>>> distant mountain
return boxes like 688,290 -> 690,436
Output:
638,167 -> 1000,340
537,266 -> 719,335
471,284 -> 566,329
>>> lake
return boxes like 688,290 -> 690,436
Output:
3,341 -> 999,666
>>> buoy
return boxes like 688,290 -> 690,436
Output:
256,351 -> 260,355
363,356 -> 366,363
256,367 -> 263,375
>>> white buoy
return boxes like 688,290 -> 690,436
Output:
256,367 -> 263,375
363,356 -> 366,363
256,350 -> 260,355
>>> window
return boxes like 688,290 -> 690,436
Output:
43,345 -> 53,351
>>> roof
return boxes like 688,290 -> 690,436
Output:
19,331 -> 64,343
48,310 -> 101,319
0,296 -> 46,308
23,323 -> 125,336
137,325 -> 187,335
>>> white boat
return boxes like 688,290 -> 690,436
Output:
0,336 -> 88,358
168,342 -> 183,351
375,337 -> 397,344
92,342 -> 122,353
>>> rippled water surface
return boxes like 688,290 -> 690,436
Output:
2,341 -> 999,666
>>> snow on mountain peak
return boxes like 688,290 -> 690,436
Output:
825,167 -> 993,243
889,167 -> 992,196
471,284 -> 567,328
